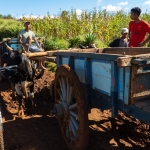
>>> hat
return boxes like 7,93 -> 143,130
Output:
121,28 -> 128,33
24,21 -> 30,25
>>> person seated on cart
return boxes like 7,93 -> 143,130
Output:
18,20 -> 43,52
108,28 -> 129,47
18,21 -> 45,69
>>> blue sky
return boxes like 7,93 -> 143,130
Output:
1,0 -> 150,18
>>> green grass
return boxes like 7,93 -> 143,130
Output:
45,61 -> 57,73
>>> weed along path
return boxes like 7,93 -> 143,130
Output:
0,70 -> 149,150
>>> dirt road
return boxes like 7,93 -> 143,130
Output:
0,70 -> 149,150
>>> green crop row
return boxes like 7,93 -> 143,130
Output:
1,9 -> 150,49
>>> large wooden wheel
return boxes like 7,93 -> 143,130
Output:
54,65 -> 89,150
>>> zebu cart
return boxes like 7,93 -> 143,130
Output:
50,47 -> 150,149
1,39 -> 150,149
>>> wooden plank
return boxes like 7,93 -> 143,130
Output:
27,52 -> 48,58
117,53 -> 150,67
52,48 -> 97,54
143,105 -> 150,112
54,52 -> 123,61
91,59 -> 111,95
28,49 -> 97,58
104,47 -> 150,55
117,56 -> 132,67
123,67 -> 130,104
135,100 -> 150,108
30,56 -> 56,63
118,68 -> 124,101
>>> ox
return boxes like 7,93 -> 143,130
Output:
1,44 -> 36,118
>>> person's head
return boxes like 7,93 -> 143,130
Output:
130,7 -> 141,20
121,28 -> 128,39
24,21 -> 31,30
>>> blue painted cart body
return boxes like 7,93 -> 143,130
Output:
55,50 -> 150,124
1,39 -> 150,124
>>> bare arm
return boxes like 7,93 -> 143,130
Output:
138,35 -> 150,47
18,37 -> 24,45
33,37 -> 41,49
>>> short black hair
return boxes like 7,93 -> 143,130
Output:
131,7 -> 141,16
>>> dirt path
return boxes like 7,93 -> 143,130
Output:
0,70 -> 150,150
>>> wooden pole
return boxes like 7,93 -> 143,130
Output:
27,49 -> 98,58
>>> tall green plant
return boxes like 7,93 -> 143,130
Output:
84,33 -> 97,45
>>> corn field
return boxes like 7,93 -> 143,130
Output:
1,9 -> 150,47
27,9 -> 131,44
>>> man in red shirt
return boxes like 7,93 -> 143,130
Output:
129,7 -> 150,47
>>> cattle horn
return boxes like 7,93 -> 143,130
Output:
21,45 -> 26,53
5,43 -> 13,51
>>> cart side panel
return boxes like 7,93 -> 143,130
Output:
124,67 -> 131,104
89,59 -> 112,110
61,56 -> 69,65
91,59 -> 111,95
118,68 -> 124,101
74,57 -> 85,83
131,65 -> 150,103
56,53 -> 126,115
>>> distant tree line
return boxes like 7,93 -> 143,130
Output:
0,14 -> 14,19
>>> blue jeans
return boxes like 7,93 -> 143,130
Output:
29,44 -> 43,52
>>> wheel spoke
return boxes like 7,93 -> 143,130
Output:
70,115 -> 79,131
58,77 -> 67,101
66,78 -> 70,102
61,77 -> 67,100
56,89 -> 63,100
58,78 -> 65,101
69,122 -> 74,141
70,111 -> 79,120
67,87 -> 73,105
69,103 -> 77,110
70,119 -> 78,138
58,79 -> 64,93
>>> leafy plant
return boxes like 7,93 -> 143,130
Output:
94,39 -> 107,48
84,33 -> 97,45
44,37 -> 69,50
68,36 -> 82,48
0,19 -> 22,40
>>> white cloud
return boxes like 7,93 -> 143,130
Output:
76,9 -> 82,16
102,5 -> 121,12
17,15 -> 44,19
124,7 -> 129,11
143,0 -> 150,5
97,0 -> 102,5
117,1 -> 128,6
16,14 -> 56,19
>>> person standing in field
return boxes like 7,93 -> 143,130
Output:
108,28 -> 129,47
129,7 -> 150,47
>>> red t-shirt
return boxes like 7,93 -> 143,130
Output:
129,20 -> 150,47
